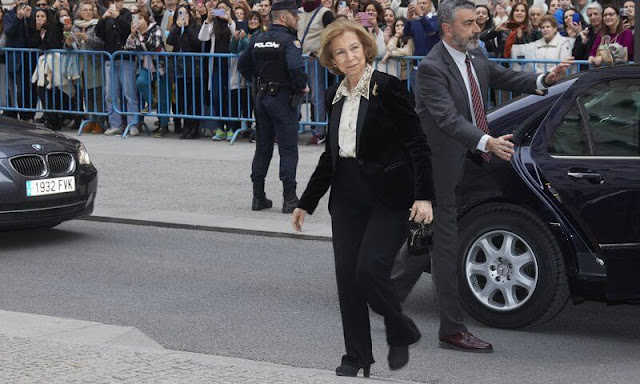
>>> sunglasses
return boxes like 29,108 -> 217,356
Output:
36,2 -> 48,6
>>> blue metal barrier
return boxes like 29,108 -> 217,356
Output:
0,47 -> 592,142
0,48 -> 109,132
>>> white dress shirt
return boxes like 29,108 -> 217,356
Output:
442,41 -> 547,152
332,65 -> 374,158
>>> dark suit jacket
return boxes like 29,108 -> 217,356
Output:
415,42 -> 539,205
298,70 -> 434,215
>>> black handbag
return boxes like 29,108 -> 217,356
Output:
407,222 -> 433,255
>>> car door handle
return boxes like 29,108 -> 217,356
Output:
567,170 -> 604,184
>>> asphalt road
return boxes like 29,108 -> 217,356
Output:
1,221 -> 639,383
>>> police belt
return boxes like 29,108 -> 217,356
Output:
256,79 -> 294,96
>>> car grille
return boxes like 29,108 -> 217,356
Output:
47,153 -> 75,175
9,153 -> 75,177
10,155 -> 46,177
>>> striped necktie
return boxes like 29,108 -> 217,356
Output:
465,54 -> 491,163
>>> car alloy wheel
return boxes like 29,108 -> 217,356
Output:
465,230 -> 538,311
458,204 -> 569,329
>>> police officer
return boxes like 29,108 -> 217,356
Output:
238,0 -> 309,214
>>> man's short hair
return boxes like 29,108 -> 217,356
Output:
438,0 -> 476,34
529,5 -> 544,14
585,1 -> 602,13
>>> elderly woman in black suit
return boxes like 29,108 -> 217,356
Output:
291,18 -> 434,378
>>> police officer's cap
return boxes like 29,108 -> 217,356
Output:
271,0 -> 301,13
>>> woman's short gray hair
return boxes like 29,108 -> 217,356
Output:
438,0 -> 476,34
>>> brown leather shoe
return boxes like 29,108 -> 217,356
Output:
439,331 -> 493,353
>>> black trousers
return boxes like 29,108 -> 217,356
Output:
175,77 -> 201,131
251,91 -> 298,190
330,158 -> 420,367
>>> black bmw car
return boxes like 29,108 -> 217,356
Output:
0,118 -> 97,230
455,65 -> 640,328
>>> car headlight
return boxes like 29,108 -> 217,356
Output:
76,143 -> 92,165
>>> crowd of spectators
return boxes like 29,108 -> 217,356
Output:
0,0 -> 635,140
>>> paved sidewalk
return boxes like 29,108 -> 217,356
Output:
71,130 -> 333,240
0,310 -> 418,384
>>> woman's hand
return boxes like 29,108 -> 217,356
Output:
409,200 -> 433,224
515,27 -> 522,39
291,208 -> 307,232
589,55 -> 603,67
578,27 -> 589,44
566,22 -> 581,38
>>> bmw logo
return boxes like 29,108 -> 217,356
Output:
32,144 -> 43,151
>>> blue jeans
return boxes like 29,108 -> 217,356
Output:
105,59 -> 138,129
137,68 -> 169,127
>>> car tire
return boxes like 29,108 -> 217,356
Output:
458,204 -> 569,329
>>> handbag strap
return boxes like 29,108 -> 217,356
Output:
300,6 -> 322,47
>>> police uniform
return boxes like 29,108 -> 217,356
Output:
238,0 -> 308,214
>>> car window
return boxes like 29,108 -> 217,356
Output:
548,102 -> 591,155
549,80 -> 640,157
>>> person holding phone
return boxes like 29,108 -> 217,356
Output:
404,0 -> 439,57
167,4 -> 202,138
97,0 -> 139,136
198,0 -> 236,141
572,2 -> 602,61
354,0 -> 384,58
562,7 -> 584,38
124,9 -> 170,137
622,1 -> 634,31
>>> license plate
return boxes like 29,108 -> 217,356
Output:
26,176 -> 76,197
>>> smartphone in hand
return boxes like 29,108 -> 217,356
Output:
620,8 -> 629,23
572,12 -> 580,23
357,12 -> 372,27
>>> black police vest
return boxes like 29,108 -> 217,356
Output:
252,34 -> 292,86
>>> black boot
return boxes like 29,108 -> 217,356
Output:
179,126 -> 192,140
252,182 -> 272,211
282,186 -> 299,214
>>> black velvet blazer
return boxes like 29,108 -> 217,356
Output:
298,70 -> 434,215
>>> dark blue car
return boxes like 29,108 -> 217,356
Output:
455,65 -> 640,328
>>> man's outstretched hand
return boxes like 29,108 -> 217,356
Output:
544,58 -> 574,86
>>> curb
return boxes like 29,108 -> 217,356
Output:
80,215 -> 333,242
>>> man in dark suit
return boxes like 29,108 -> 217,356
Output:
393,0 -> 571,352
